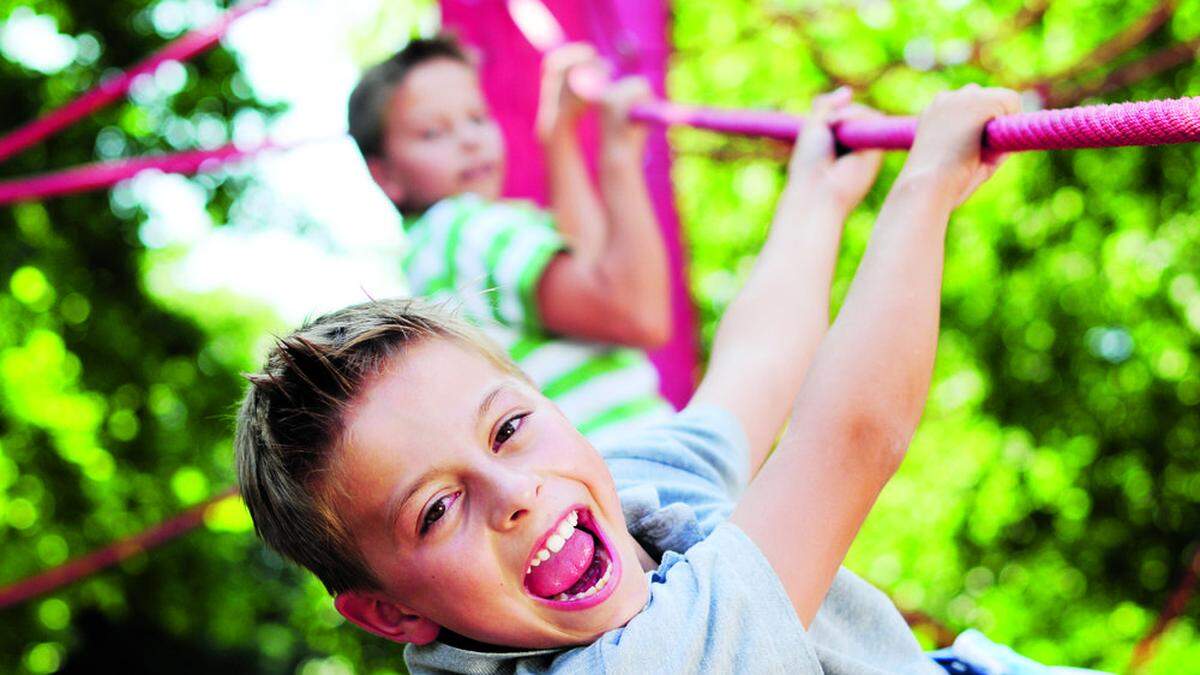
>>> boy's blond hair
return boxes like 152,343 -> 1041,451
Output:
234,299 -> 526,595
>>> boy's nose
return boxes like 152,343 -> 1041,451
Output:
458,132 -> 482,152
489,468 -> 543,531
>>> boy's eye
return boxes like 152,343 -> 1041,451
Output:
492,413 -> 527,452
420,491 -> 459,535
420,128 -> 442,140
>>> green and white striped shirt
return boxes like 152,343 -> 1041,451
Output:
402,193 -> 673,444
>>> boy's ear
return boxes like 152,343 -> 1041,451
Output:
365,157 -> 407,205
334,591 -> 440,645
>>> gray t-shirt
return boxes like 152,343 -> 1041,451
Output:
405,404 -> 944,674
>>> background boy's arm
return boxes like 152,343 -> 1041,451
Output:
728,86 -> 1021,627
533,46 -> 671,349
689,89 -> 883,474
537,45 -> 608,261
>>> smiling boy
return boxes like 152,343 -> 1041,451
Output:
237,87 -> 1066,672
348,37 -> 675,446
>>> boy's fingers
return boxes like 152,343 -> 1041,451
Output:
550,42 -> 597,66
809,86 -> 852,119
829,103 -> 882,124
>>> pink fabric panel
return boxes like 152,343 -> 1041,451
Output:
440,0 -> 699,409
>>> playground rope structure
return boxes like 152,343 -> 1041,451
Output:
0,0 -> 1196,665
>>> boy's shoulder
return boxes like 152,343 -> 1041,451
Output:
600,404 -> 752,541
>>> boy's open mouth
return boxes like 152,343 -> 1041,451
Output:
523,507 -> 619,608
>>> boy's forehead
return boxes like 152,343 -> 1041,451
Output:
342,340 -> 512,458
389,58 -> 486,116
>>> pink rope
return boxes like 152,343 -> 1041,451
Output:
0,140 -> 281,205
630,96 -> 1200,152
0,0 -> 273,165
0,487 -> 238,609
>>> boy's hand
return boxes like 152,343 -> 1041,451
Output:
786,87 -> 884,217
536,43 -> 602,142
900,84 -> 1021,208
599,76 -> 653,158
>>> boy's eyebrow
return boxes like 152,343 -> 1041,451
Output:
477,382 -> 509,424
387,382 -> 511,541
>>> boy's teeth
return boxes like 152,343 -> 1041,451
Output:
556,519 -> 575,540
526,510 -> 613,602
529,511 -> 580,566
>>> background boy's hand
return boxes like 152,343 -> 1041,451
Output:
786,87 -> 884,217
599,76 -> 653,158
536,43 -> 601,142
900,84 -> 1021,208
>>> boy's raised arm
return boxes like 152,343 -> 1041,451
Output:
689,89 -> 883,473
533,45 -> 671,349
728,86 -> 1021,627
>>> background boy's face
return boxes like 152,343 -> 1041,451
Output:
328,339 -> 651,648
370,58 -> 506,210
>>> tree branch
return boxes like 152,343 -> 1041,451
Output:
1045,37 -> 1200,108
1022,2 -> 1178,101
1128,543 -> 1200,671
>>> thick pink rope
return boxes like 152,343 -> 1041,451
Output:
0,0 -> 273,165
0,487 -> 238,609
0,140 -> 282,206
630,96 -> 1200,151
0,139 -> 282,205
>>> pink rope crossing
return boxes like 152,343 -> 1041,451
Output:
0,0 -> 273,165
630,96 -> 1200,152
0,140 -> 281,206
0,487 -> 238,610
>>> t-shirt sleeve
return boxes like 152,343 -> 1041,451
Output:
402,196 -> 566,332
602,403 -> 752,533
551,523 -> 820,673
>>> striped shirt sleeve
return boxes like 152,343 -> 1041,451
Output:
402,195 -> 566,332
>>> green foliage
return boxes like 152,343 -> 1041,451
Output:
1,0 -> 1197,673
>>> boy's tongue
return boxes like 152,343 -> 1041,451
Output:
525,528 -> 595,598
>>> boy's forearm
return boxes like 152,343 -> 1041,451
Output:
697,186 -> 847,472
730,175 -> 954,627
591,146 -> 670,336
543,126 -> 607,260
790,172 -> 953,448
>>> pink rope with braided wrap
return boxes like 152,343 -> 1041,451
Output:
629,96 -> 1200,151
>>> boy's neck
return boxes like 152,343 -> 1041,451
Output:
635,541 -> 659,572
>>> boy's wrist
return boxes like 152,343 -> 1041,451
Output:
600,141 -> 644,169
778,183 -> 852,223
888,168 -> 956,217
537,115 -> 581,146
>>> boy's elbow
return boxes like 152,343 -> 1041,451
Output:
842,413 -> 912,478
613,302 -> 671,349
633,308 -> 672,349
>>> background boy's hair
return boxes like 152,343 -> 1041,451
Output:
347,34 -> 472,159
234,298 -> 524,595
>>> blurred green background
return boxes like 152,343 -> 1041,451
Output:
1,0 -> 1198,673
